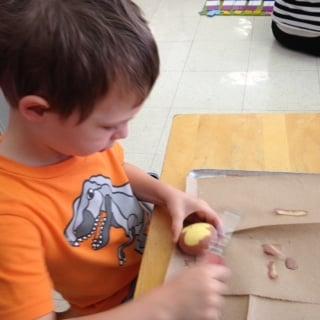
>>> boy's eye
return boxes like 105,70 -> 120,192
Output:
101,126 -> 114,130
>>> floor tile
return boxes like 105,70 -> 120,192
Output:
173,71 -> 246,110
144,71 -> 182,108
157,41 -> 192,72
150,152 -> 166,175
170,106 -> 243,116
244,71 -> 320,111
317,58 -> 320,80
185,40 -> 250,72
125,153 -> 155,171
252,17 -> 274,42
150,15 -> 200,42
122,130 -> 164,154
154,0 -> 203,18
249,41 -> 318,72
154,123 -> 172,155
122,108 -> 168,154
133,0 -> 162,20
195,16 -> 254,42
130,107 -> 170,130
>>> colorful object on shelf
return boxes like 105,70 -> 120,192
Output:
200,0 -> 275,17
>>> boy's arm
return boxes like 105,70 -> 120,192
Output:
38,296 -> 164,320
39,291 -> 169,320
123,162 -> 175,206
123,163 -> 223,242
39,263 -> 229,320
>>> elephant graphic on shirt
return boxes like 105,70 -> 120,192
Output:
64,175 -> 152,265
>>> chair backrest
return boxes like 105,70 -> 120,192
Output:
0,91 -> 9,133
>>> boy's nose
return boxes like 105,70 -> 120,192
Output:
113,123 -> 128,140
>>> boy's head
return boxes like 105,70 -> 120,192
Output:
0,0 -> 159,157
0,0 -> 159,121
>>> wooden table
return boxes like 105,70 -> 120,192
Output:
134,113 -> 320,297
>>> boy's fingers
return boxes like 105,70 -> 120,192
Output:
171,216 -> 183,243
211,265 -> 231,283
200,252 -> 225,265
209,214 -> 224,236
210,279 -> 229,295
198,264 -> 231,283
198,209 -> 224,235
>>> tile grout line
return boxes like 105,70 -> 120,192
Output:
150,13 -> 203,171
132,0 -> 167,172
125,0 -> 165,172
241,17 -> 255,112
148,0 -> 165,21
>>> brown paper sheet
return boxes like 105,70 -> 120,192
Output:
247,296 -> 320,320
225,224 -> 320,303
213,295 -> 320,320
221,296 -> 249,320
165,171 -> 320,319
197,174 -> 320,231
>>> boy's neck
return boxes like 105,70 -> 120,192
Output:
0,122 -> 71,167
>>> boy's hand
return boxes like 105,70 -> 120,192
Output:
123,163 -> 222,242
160,263 -> 230,320
165,188 -> 223,243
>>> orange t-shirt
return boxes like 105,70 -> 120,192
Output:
0,144 -> 149,319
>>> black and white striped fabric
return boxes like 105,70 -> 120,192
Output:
272,0 -> 320,37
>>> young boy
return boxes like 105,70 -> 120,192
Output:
0,1 -> 229,319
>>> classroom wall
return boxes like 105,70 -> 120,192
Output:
0,90 -> 9,133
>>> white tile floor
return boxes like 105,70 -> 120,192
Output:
0,0 -> 319,313
122,0 -> 320,176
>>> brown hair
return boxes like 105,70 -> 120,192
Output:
0,0 -> 159,121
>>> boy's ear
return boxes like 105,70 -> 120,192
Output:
18,96 -> 51,122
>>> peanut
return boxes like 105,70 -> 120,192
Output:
268,261 -> 278,280
262,244 -> 285,259
285,257 -> 298,270
274,209 -> 308,216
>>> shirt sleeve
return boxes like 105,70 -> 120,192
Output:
0,215 -> 54,320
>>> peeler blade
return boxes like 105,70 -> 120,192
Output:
209,211 -> 241,256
